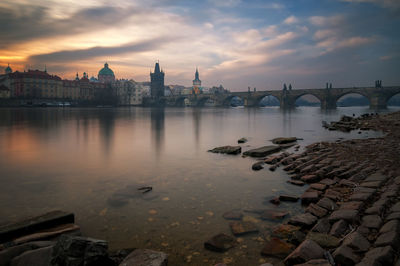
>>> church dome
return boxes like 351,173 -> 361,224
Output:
5,64 -> 12,74
98,63 -> 114,76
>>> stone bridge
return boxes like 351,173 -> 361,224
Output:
163,86 -> 400,109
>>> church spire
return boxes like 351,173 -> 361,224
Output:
154,61 -> 160,73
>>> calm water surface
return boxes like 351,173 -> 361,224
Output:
0,106 -> 397,265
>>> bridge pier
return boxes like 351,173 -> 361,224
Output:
369,95 -> 387,109
321,98 -> 337,110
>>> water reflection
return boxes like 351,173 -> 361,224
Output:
150,108 -> 165,159
192,109 -> 201,148
98,110 -> 116,156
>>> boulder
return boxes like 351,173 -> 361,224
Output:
309,184 -> 327,191
357,246 -> 395,266
51,235 -> 112,266
374,231 -> 400,249
332,245 -> 360,266
287,180 -> 305,186
311,218 -> 331,234
272,224 -> 301,239
328,210 -> 358,223
237,137 -> 247,143
229,221 -> 258,236
10,246 -> 53,266
272,137 -> 298,144
0,241 -> 54,266
306,204 -> 328,218
208,146 -> 241,155
243,146 -> 281,157
252,161 -> 264,171
342,231 -> 370,252
339,201 -> 363,211
329,220 -> 349,237
294,259 -> 330,266
380,220 -> 400,234
279,195 -> 299,202
204,233 -> 236,252
261,238 -> 295,258
284,239 -> 325,265
260,210 -> 288,221
306,232 -> 340,248
288,213 -> 317,228
300,175 -> 319,183
316,197 -> 338,211
301,192 -> 320,205
361,215 -> 382,229
119,249 -> 167,266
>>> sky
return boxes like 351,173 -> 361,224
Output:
0,0 -> 399,91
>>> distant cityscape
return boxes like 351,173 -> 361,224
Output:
0,62 -> 229,107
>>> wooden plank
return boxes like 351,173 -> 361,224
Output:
0,210 -> 74,243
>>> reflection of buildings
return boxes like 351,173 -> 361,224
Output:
0,63 -> 143,105
150,108 -> 165,158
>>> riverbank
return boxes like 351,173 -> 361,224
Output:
257,110 -> 400,265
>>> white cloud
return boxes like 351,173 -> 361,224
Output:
284,16 -> 299,25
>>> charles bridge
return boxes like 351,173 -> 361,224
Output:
163,86 -> 400,109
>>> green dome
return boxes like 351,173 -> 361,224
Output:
98,63 -> 114,76
5,64 -> 12,74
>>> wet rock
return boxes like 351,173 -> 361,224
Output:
204,233 -> 236,252
287,180 -> 305,186
208,146 -> 241,155
284,239 -> 325,265
316,197 -> 338,211
0,241 -> 54,266
279,195 -> 299,202
386,212 -> 400,221
301,175 -> 319,183
361,215 -> 382,229
357,246 -> 395,266
306,204 -> 327,218
288,231 -> 306,246
260,210 -> 288,221
272,224 -> 301,239
332,245 -> 361,266
229,221 -> 258,236
272,137 -> 298,144
269,165 -> 277,171
243,146 -> 281,157
119,249 -> 167,266
390,202 -> 400,212
324,189 -> 342,201
301,192 -> 320,205
339,201 -> 363,211
306,232 -> 340,248
222,211 -> 243,221
360,181 -> 383,188
343,231 -> 370,252
252,161 -> 264,171
269,197 -> 280,205
329,220 -> 349,237
366,198 -> 389,215
375,231 -> 400,249
288,213 -> 317,228
319,178 -> 337,186
265,156 -> 279,164
311,218 -> 331,234
10,246 -> 53,266
237,137 -> 247,143
349,192 -> 373,201
309,184 -> 327,191
329,210 -> 358,223
261,238 -> 295,258
51,235 -> 112,266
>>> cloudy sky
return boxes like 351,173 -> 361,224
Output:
0,0 -> 399,90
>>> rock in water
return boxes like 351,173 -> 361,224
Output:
229,221 -> 258,236
272,137 -> 298,144
284,239 -> 325,265
237,137 -> 248,143
208,146 -> 241,155
119,249 -> 168,266
261,238 -> 295,258
252,161 -> 264,171
51,235 -> 113,266
204,233 -> 236,252
243,146 -> 281,157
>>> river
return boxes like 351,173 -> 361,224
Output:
0,106 -> 398,265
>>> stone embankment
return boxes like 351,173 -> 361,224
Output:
263,111 -> 400,265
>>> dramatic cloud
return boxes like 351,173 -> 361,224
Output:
1,0 -> 399,89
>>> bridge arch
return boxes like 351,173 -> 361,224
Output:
221,95 -> 245,107
336,92 -> 370,107
387,91 -> 400,107
294,93 -> 322,107
257,94 -> 281,107
175,96 -> 191,107
195,96 -> 214,107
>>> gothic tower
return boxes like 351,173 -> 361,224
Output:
192,68 -> 201,94
150,62 -> 165,100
